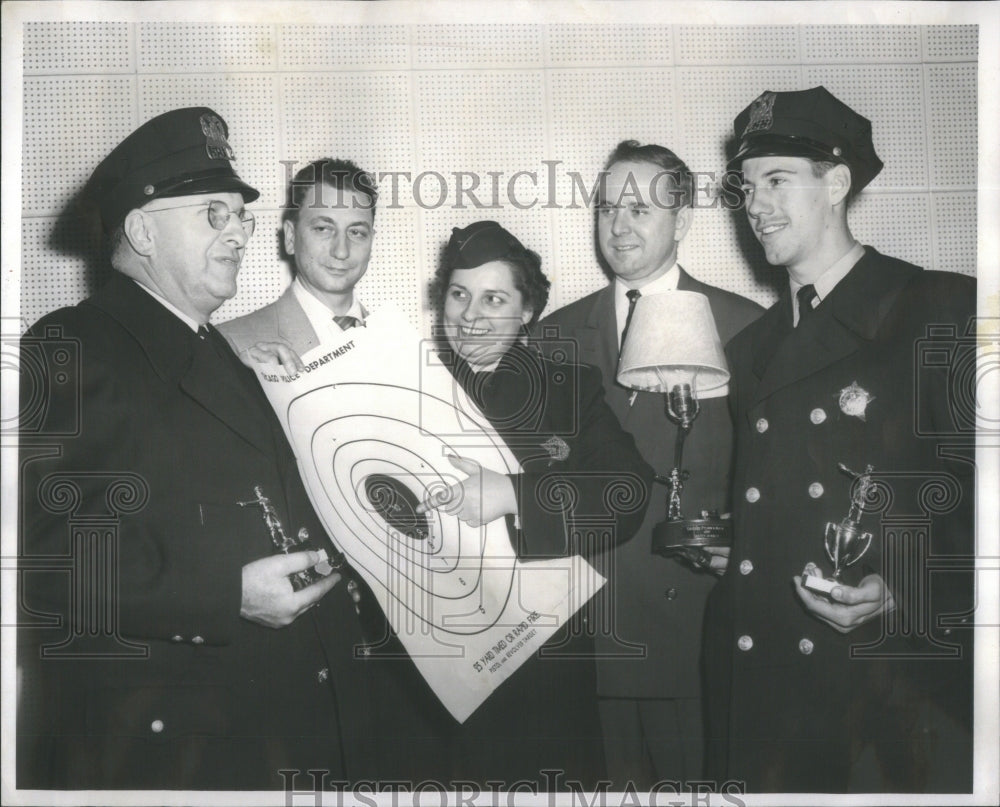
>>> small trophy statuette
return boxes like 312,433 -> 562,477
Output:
802,463 -> 875,597
649,384 -> 733,557
238,485 -> 340,591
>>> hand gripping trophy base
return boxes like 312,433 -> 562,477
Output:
239,485 -> 343,591
651,511 -> 733,557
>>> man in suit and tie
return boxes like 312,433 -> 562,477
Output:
18,109 -> 376,789
220,158 -> 376,354
703,87 -> 975,792
538,141 -> 762,788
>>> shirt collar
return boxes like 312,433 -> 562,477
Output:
131,279 -> 202,333
789,241 -> 865,324
292,276 -> 365,334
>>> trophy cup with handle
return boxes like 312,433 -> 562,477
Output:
802,463 -> 875,597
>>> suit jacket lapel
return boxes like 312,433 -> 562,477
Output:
180,329 -> 275,455
675,265 -> 696,293
273,286 -> 321,356
751,310 -> 861,404
749,248 -> 916,405
90,274 -> 275,454
571,284 -> 617,372
580,284 -> 636,422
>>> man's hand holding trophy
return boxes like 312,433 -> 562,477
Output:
795,464 -> 896,634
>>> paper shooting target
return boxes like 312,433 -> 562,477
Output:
287,381 -> 523,636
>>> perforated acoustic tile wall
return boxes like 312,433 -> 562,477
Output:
20,23 -> 977,331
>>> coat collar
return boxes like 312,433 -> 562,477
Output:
749,247 -> 919,405
675,264 -> 698,293
86,273 -> 274,454
87,273 -> 198,382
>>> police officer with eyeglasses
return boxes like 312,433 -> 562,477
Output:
18,107 -> 378,789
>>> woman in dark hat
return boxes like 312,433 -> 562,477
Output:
404,220 -> 655,788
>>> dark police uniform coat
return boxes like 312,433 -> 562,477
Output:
18,273 -> 377,790
371,341 -> 655,789
704,248 -> 975,793
539,268 -> 762,784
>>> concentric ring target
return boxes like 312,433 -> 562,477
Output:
288,382 -> 520,636
363,474 -> 430,541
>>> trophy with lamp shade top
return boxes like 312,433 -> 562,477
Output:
617,290 -> 732,558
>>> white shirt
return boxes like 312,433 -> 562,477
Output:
790,242 -> 865,326
292,276 -> 366,341
132,279 -> 202,333
614,263 -> 680,348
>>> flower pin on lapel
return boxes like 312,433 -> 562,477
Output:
838,381 -> 875,421
542,435 -> 570,463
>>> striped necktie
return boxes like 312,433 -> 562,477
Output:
334,314 -> 361,330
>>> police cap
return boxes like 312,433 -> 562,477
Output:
728,86 -> 883,193
88,107 -> 259,232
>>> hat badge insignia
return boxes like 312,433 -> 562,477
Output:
542,435 -> 570,463
838,381 -> 874,421
744,91 -> 777,136
200,113 -> 235,161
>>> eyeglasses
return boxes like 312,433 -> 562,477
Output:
145,199 -> 255,237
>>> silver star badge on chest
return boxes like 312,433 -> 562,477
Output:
838,381 -> 875,421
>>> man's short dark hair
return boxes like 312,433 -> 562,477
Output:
605,140 -> 694,209
285,158 -> 378,223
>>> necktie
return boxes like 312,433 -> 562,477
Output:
620,289 -> 641,353
797,284 -> 818,325
334,314 -> 361,330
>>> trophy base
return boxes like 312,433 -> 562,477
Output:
802,574 -> 839,597
289,548 -> 336,590
652,514 -> 732,557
